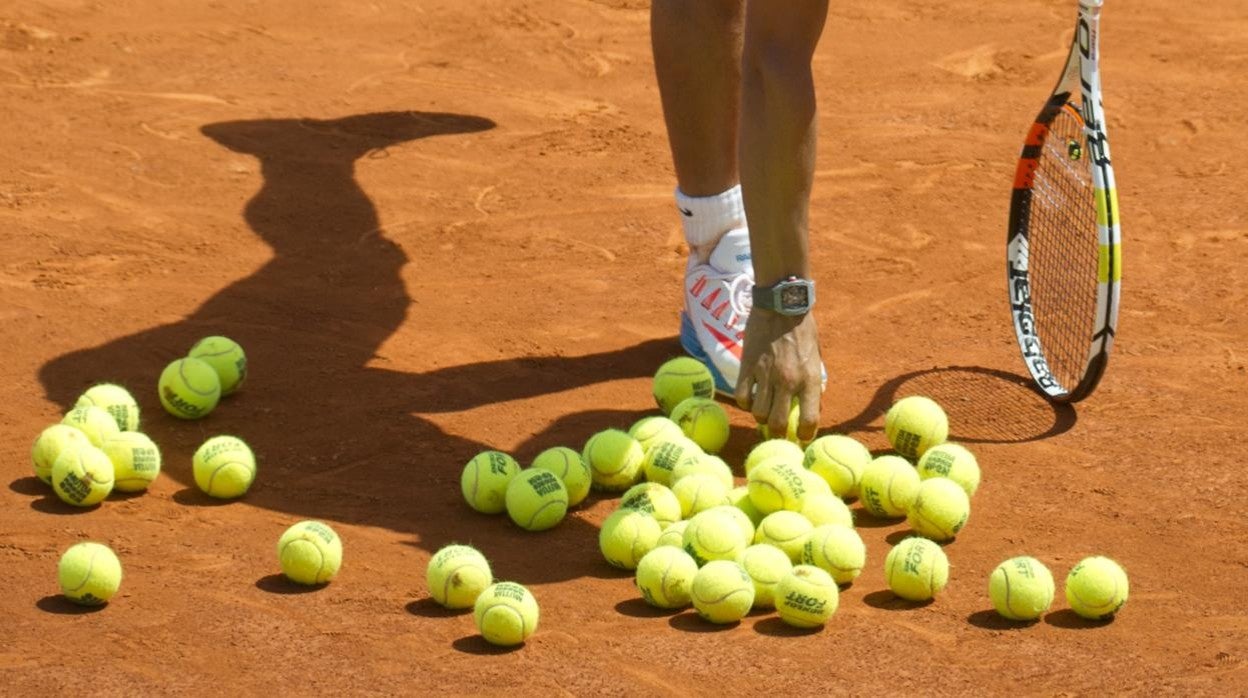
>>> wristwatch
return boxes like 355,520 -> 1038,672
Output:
752,276 -> 816,316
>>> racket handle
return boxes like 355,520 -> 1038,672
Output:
1079,0 -> 1104,8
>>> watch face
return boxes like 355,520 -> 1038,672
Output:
780,284 -> 809,309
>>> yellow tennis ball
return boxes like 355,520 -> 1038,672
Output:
58,542 -> 122,605
620,482 -> 682,528
802,524 -> 866,585
505,469 -> 568,531
691,560 -> 754,623
775,564 -> 839,628
736,543 -> 792,608
746,458 -> 808,515
635,546 -> 699,609
460,450 -> 520,514
31,424 -> 91,484
744,438 -> 804,476
75,383 -> 140,432
800,492 -> 854,528
671,397 -> 730,454
916,443 -> 981,497
754,510 -> 814,563
629,416 -> 685,452
757,399 -> 805,444
885,396 -> 948,459
193,435 -> 256,499
885,537 -> 949,601
158,357 -> 221,419
100,431 -> 162,493
599,509 -> 662,570
51,446 -> 114,507
672,453 -> 734,490
728,485 -> 765,528
655,520 -> 690,549
682,508 -> 746,566
61,405 -> 120,447
474,581 -> 539,646
907,477 -> 970,541
804,435 -> 871,499
641,436 -> 702,486
188,335 -> 247,395
859,455 -> 921,518
672,474 -> 730,519
530,446 -> 591,507
653,357 -> 715,415
426,544 -> 493,610
708,504 -> 755,548
1065,556 -> 1129,620
583,429 -> 645,492
277,520 -> 342,585
989,556 -> 1054,621
799,467 -> 832,499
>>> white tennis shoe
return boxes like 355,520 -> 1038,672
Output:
680,228 -> 753,394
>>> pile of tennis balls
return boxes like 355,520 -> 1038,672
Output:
31,336 -> 344,605
424,544 -> 540,647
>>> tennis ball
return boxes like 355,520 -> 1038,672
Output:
802,524 -> 866,585
505,469 -> 568,531
188,335 -> 247,395
799,467 -> 833,498
653,357 -> 715,415
800,492 -> 854,528
193,435 -> 256,499
754,511 -> 814,563
804,435 -> 871,499
989,556 -> 1054,621
656,520 -> 690,549
758,399 -> 805,444
744,439 -> 804,476
746,458 -> 808,515
691,560 -> 754,623
635,546 -> 699,609
736,543 -> 793,608
859,455 -> 921,518
51,446 -> 114,507
642,437 -> 702,486
620,482 -> 682,528
599,509 -> 662,570
427,544 -> 493,610
158,357 -> 221,419
672,474 -> 730,519
583,429 -> 645,492
682,508 -> 746,565
461,450 -> 520,514
530,446 -> 591,507
100,431 -> 162,493
916,443 -> 981,497
474,582 -> 539,646
907,477 -> 970,541
885,537 -> 949,601
629,416 -> 685,452
885,396 -> 948,459
31,424 -> 91,484
775,565 -> 839,628
1065,556 -> 1129,620
671,397 -> 730,454
727,486 -> 764,527
672,453 -> 734,490
61,405 -> 120,447
75,383 -> 140,432
708,505 -> 755,548
58,542 -> 122,605
277,520 -> 342,585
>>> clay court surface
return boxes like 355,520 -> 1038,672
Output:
2,0 -> 1246,693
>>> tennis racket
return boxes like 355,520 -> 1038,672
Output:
1007,0 -> 1121,402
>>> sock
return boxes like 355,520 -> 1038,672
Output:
675,184 -> 746,263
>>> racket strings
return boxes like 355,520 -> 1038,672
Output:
1026,108 -> 1099,393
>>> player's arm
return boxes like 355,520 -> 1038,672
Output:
733,0 -> 829,441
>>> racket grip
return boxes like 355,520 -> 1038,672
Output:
1079,0 -> 1104,8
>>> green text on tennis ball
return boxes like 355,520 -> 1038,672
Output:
158,357 -> 221,419
51,446 -> 115,507
31,424 -> 91,484
885,395 -> 948,459
101,431 -> 162,493
746,458 -> 808,515
505,469 -> 568,531
744,439 -> 804,476
775,564 -> 839,628
653,357 -> 715,415
635,546 -> 699,609
188,335 -> 247,395
885,537 -> 949,601
427,544 -> 492,610
859,455 -> 921,518
530,446 -> 591,507
671,396 -> 730,454
278,520 -> 342,585
641,436 -> 702,486
1065,556 -> 1129,620
474,581 -> 539,646
620,482 -> 682,528
461,450 -> 520,514
917,442 -> 981,497
58,542 -> 122,606
193,435 -> 256,499
989,556 -> 1055,621
75,383 -> 140,432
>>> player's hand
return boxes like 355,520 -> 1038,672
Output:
734,309 -> 822,441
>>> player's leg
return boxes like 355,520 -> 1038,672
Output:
734,0 -> 829,440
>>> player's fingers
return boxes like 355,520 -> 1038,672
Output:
768,388 -> 795,438
735,371 -> 755,411
796,382 -> 821,443
751,377 -> 773,427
